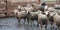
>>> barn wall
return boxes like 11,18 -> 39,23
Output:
0,0 -> 60,17
6,0 -> 59,16
0,0 -> 6,17
7,0 -> 39,16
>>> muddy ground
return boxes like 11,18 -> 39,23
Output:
0,17 -> 58,30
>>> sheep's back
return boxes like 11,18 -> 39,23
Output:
54,14 -> 60,23
38,14 -> 47,22
16,11 -> 27,18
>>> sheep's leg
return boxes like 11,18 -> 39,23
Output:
45,20 -> 48,30
18,19 -> 20,23
23,18 -> 26,24
31,20 -> 33,26
57,25 -> 59,30
40,22 -> 42,30
40,24 -> 41,30
32,20 -> 34,26
16,17 -> 20,23
27,19 -> 29,25
37,21 -> 39,27
51,22 -> 53,30
57,26 -> 58,30
27,17 -> 29,24
51,23 -> 52,30
45,24 -> 47,30
31,20 -> 32,26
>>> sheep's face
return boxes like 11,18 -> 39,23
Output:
14,9 -> 19,14
44,6 -> 48,10
27,3 -> 32,7
26,11 -> 31,16
17,5 -> 21,9
44,11 -> 49,15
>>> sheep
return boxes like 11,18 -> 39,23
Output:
44,5 -> 48,11
48,11 -> 55,23
48,11 -> 56,22
24,3 -> 34,12
21,7 -> 26,11
32,3 -> 48,12
47,7 -> 56,25
14,9 -> 19,14
17,5 -> 28,11
17,5 -> 27,11
38,11 -> 48,30
17,5 -> 22,11
53,12 -> 60,30
27,11 -> 39,26
46,10 -> 56,30
31,3 -> 41,11
13,9 -> 19,17
44,10 -> 49,16
15,11 -> 28,24
39,2 -> 48,12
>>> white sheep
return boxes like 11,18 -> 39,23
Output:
15,11 -> 27,24
53,12 -> 60,30
27,11 -> 39,26
24,3 -> 34,12
38,11 -> 48,30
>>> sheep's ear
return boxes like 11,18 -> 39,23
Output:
44,6 -> 48,10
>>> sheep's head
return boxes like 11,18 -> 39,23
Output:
44,11 -> 49,15
26,10 -> 30,14
27,3 -> 31,7
14,9 -> 19,14
44,5 -> 48,11
17,5 -> 21,10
